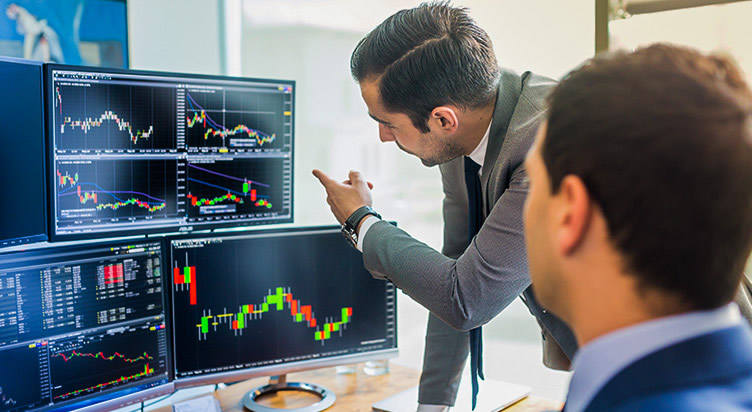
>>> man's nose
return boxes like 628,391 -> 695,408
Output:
379,124 -> 396,142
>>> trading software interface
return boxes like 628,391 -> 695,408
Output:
169,229 -> 397,379
48,67 -> 294,239
0,241 -> 169,411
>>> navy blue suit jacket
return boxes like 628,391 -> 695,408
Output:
579,323 -> 752,411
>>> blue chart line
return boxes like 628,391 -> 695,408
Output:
186,93 -> 276,144
59,183 -> 166,204
186,162 -> 273,209
186,178 -> 269,199
187,163 -> 270,187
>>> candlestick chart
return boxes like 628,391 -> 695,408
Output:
54,160 -> 179,230
185,158 -> 286,220
194,287 -> 353,342
54,83 -> 176,151
185,89 -> 288,151
169,230 -> 396,378
49,321 -> 167,403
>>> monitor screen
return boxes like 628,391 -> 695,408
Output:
45,64 -> 294,241
168,226 -> 397,386
0,57 -> 47,247
0,240 -> 172,411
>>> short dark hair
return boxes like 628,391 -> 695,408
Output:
350,1 -> 499,133
543,44 -> 752,310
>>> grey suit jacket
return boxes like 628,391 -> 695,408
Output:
362,68 -> 577,406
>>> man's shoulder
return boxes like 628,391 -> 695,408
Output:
586,324 -> 752,412
518,71 -> 557,113
488,70 -> 553,168
605,380 -> 752,412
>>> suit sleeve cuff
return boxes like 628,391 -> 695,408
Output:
356,215 -> 380,252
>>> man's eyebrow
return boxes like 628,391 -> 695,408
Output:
368,112 -> 391,126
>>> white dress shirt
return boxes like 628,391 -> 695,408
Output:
565,303 -> 743,412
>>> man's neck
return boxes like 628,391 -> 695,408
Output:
569,285 -> 686,347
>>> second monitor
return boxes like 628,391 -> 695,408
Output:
46,65 -> 294,241
167,226 -> 398,387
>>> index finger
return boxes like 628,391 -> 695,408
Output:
312,169 -> 337,187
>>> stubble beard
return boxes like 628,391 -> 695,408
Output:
395,138 -> 466,168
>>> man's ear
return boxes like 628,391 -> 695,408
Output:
556,175 -> 593,256
430,106 -> 459,133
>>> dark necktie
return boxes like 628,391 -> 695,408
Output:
463,157 -> 484,410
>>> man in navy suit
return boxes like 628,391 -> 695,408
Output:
524,44 -> 752,411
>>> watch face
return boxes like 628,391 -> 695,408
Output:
341,226 -> 358,248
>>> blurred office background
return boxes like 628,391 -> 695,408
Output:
124,0 -> 752,407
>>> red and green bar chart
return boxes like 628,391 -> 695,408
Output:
193,286 -> 353,344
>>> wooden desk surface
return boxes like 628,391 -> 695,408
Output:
156,363 -> 561,412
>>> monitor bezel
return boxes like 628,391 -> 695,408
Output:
165,225 -> 399,389
0,56 -> 48,248
0,236 -> 175,411
43,63 -> 296,242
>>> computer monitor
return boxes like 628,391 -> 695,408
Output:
45,64 -> 294,241
0,239 -> 172,411
167,226 -> 398,388
0,57 -> 48,247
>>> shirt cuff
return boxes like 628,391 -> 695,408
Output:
356,215 -> 380,252
417,405 -> 451,412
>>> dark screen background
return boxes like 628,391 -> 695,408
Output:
0,58 -> 47,247
170,229 -> 396,378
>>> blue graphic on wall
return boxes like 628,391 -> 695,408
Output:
0,0 -> 127,68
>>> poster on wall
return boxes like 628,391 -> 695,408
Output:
0,0 -> 127,68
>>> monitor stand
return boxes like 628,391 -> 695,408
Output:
242,374 -> 336,412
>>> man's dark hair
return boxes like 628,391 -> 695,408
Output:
350,1 -> 499,133
543,44 -> 752,310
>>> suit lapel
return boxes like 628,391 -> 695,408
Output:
481,68 -> 522,214
584,324 -> 752,412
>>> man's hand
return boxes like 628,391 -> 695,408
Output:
312,169 -> 374,225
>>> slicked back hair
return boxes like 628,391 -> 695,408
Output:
351,1 -> 499,133
544,44 -> 752,310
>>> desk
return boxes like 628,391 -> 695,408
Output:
156,364 -> 561,412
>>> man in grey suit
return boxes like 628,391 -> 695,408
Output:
313,2 -> 576,410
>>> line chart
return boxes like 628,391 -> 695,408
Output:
54,160 -> 179,228
52,350 -> 154,363
52,363 -> 154,400
58,177 -> 167,212
186,92 -> 276,148
49,321 -> 166,404
54,83 -> 176,151
185,159 -> 284,219
184,88 -> 287,151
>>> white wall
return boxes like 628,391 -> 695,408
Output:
127,0 -> 223,74
463,0 -> 594,80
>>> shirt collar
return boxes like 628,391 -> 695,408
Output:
467,120 -> 492,169
565,302 -> 743,412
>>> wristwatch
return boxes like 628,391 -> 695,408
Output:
341,205 -> 381,248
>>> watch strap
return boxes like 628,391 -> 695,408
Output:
344,205 -> 381,231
